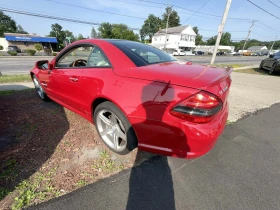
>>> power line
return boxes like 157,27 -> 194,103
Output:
257,22 -> 280,33
267,0 -> 280,9
46,0 -> 146,20
247,0 -> 280,20
183,0 -> 211,23
114,0 -> 163,9
0,7 -> 141,30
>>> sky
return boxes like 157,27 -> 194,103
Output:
1,0 -> 280,42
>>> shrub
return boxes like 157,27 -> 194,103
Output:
7,51 -> 17,56
0,45 -> 3,50
52,52 -> 57,56
26,49 -> 36,56
34,44 -> 43,52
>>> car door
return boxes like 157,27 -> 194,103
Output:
49,44 -> 94,111
78,46 -> 113,116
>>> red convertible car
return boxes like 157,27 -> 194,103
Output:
31,39 -> 232,158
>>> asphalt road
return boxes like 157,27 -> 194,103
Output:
0,55 -> 264,75
29,103 -> 280,210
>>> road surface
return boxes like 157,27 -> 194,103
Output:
29,103 -> 280,210
0,56 -> 263,74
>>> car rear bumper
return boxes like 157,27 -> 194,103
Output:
135,101 -> 229,159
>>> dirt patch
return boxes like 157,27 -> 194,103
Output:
0,90 -> 153,209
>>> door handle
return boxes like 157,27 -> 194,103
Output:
69,77 -> 78,82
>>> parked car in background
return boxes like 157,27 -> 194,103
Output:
233,52 -> 241,56
216,52 -> 225,56
173,49 -> 186,56
8,46 -> 21,53
196,51 -> 204,55
31,39 -> 232,158
243,52 -> 251,56
260,51 -> 280,74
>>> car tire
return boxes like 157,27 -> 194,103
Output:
269,63 -> 276,75
94,101 -> 138,155
32,75 -> 49,101
259,61 -> 264,69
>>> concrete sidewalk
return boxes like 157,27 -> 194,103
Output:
233,65 -> 258,70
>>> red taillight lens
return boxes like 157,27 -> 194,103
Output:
170,91 -> 222,123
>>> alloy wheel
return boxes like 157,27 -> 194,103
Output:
96,109 -> 127,152
33,76 -> 44,99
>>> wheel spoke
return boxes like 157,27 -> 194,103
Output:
100,128 -> 113,136
110,114 -> 118,125
98,112 -> 111,126
116,130 -> 126,141
113,131 -> 119,150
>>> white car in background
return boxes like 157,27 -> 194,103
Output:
173,49 -> 186,56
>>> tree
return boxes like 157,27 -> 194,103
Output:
140,14 -> 162,42
161,6 -> 180,28
91,27 -> 99,38
98,22 -> 113,38
17,25 -> 28,34
98,23 -> 139,41
64,30 -> 75,42
206,32 -> 232,46
0,11 -> 17,37
49,23 -> 65,44
193,27 -> 204,45
76,33 -> 84,40
34,44 -> 43,52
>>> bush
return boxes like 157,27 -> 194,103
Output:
7,51 -> 17,56
52,52 -> 57,56
0,45 -> 3,50
26,49 -> 36,56
34,44 -> 43,52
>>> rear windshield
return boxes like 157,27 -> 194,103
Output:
107,40 -> 177,67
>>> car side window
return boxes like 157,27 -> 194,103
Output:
56,46 -> 93,68
87,47 -> 110,67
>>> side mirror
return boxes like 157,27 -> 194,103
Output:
35,60 -> 49,70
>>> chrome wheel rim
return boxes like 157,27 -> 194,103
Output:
33,76 -> 44,99
96,109 -> 127,152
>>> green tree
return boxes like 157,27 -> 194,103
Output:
193,26 -> 204,45
140,14 -> 162,42
34,44 -> 43,52
0,11 -> 17,37
49,23 -> 65,44
17,25 -> 28,34
91,26 -> 99,38
161,6 -> 180,28
64,30 -> 75,42
206,32 -> 232,46
76,33 -> 84,40
98,22 -> 113,38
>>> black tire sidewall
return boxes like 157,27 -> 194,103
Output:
269,63 -> 276,75
94,101 -> 137,155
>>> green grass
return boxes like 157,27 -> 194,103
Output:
0,75 -> 31,83
0,90 -> 15,96
0,187 -> 10,200
92,151 -> 123,173
213,63 -> 246,68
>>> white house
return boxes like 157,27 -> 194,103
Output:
151,25 -> 196,53
247,46 -> 267,52
195,45 -> 235,54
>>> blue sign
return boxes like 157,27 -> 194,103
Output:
5,35 -> 58,43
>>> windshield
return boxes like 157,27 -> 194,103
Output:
107,40 -> 177,67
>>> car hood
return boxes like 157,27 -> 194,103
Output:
113,62 -> 232,89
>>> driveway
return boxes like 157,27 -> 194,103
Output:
29,103 -> 280,210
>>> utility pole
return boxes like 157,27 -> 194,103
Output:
241,20 -> 255,56
210,0 -> 232,65
269,36 -> 277,55
164,6 -> 172,52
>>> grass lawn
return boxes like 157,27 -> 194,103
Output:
0,75 -> 31,83
234,68 -> 280,76
213,63 -> 246,68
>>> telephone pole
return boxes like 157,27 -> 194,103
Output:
164,6 -> 172,52
241,20 -> 255,55
210,0 -> 232,65
269,36 -> 277,54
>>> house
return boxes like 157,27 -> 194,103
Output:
0,33 -> 58,52
151,25 -> 196,53
247,46 -> 267,52
195,45 -> 235,54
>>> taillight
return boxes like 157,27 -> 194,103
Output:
170,91 -> 222,123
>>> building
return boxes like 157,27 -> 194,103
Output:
0,33 -> 58,53
195,45 -> 235,54
151,25 -> 196,53
247,46 -> 267,52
